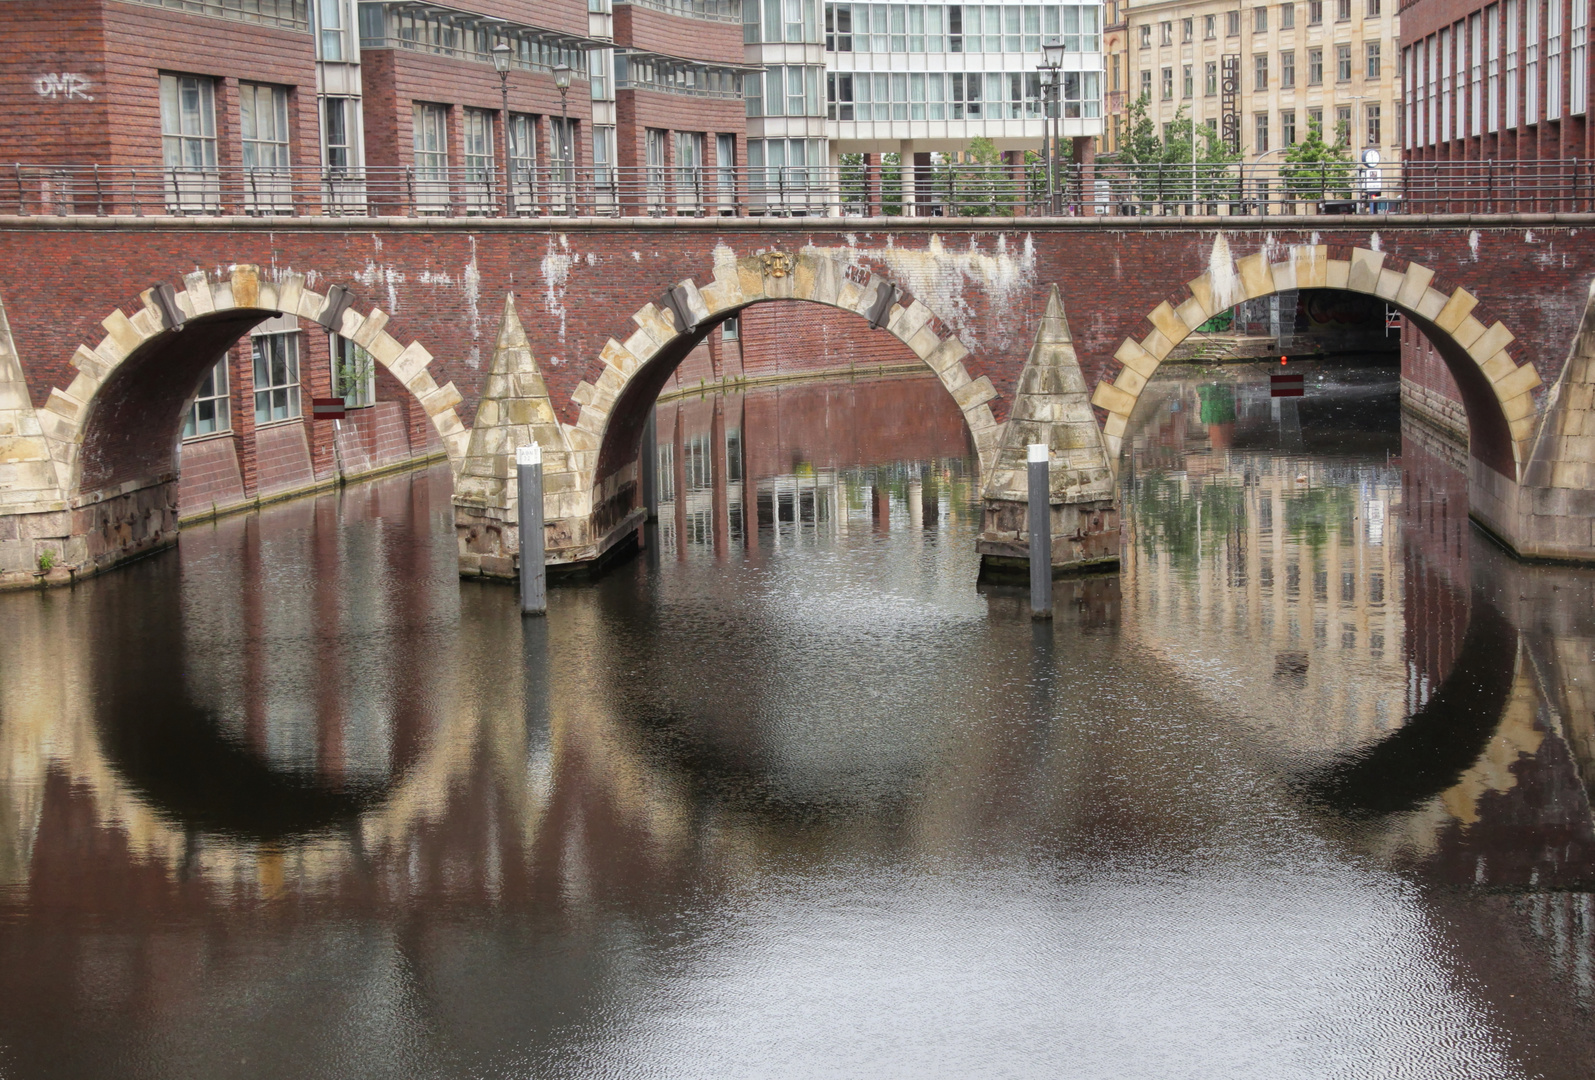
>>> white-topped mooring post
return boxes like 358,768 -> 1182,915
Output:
517,443 -> 546,616
1028,443 -> 1052,620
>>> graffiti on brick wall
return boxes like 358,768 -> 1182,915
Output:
34,74 -> 93,102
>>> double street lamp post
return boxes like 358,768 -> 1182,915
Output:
553,61 -> 573,213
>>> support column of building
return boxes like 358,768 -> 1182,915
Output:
977,284 -> 1119,578
864,153 -> 882,216
1070,135 -> 1096,214
899,140 -> 916,215
1004,150 -> 1028,213
454,293 -> 580,581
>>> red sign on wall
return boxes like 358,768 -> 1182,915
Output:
311,398 -> 347,419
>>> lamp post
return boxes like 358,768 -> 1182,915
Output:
492,41 -> 513,216
1041,37 -> 1064,214
553,61 -> 573,212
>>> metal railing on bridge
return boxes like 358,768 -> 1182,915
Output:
6,159 -> 1594,219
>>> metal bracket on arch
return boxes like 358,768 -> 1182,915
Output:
663,285 -> 698,333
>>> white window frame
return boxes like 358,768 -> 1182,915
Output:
331,334 -> 376,409
1575,0 -> 1589,113
1488,4 -> 1501,131
183,357 -> 231,440
463,107 -> 496,213
1507,0 -> 1520,127
160,73 -> 218,212
252,324 -> 303,426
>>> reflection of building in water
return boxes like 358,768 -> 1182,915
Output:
1123,377 -> 1408,752
652,376 -> 976,557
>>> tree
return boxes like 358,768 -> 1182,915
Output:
951,137 -> 1015,216
1110,97 -> 1241,207
1280,117 -> 1354,201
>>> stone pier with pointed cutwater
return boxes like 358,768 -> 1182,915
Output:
453,294 -> 592,582
977,284 -> 1120,579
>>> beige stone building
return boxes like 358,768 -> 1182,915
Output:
1112,0 -> 1401,163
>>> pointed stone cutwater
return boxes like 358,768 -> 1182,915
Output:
0,290 -> 72,587
454,293 -> 577,580
977,284 -> 1120,578
1496,278 -> 1595,559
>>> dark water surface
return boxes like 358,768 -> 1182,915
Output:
3,370 -> 1595,1079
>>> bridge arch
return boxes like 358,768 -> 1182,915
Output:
45,264 -> 470,505
565,249 -> 1005,536
1089,243 -> 1544,481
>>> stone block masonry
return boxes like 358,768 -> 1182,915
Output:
0,214 -> 1591,583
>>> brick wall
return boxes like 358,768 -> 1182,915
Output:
176,434 -> 246,513
1,220 -> 1588,504
612,6 -> 743,64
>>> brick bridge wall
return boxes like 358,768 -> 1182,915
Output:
1,213 -> 1592,579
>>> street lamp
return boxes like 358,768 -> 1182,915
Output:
492,41 -> 513,216
1040,38 -> 1063,214
553,61 -> 573,212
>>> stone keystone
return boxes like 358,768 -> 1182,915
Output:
977,284 -> 1119,577
453,292 -> 575,514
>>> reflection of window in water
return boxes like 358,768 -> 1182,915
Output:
1314,616 -> 1328,645
1313,568 -> 1329,602
1260,556 -> 1273,590
1259,494 -> 1273,532
1341,622 -> 1356,649
1285,562 -> 1300,597
1341,570 -> 1355,604
1370,630 -> 1384,659
684,433 -> 713,489
1368,573 -> 1384,605
657,441 -> 675,502
726,428 -> 743,481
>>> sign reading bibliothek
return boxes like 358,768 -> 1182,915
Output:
312,398 -> 347,419
1271,374 -> 1304,398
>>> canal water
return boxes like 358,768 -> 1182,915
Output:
2,365 -> 1594,1079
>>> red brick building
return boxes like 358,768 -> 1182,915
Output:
1400,0 -> 1593,164
0,0 -> 754,519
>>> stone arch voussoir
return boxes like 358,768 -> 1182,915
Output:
45,264 -> 470,500
1088,242 -> 1542,481
566,248 -> 1007,517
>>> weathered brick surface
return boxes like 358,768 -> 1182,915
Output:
0,216 -> 1590,512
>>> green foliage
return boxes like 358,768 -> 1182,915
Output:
838,150 -> 904,214
1281,118 -> 1355,200
36,550 -> 54,573
951,137 -> 1016,217
1282,484 -> 1356,550
1132,473 -> 1249,568
1111,97 -> 1242,206
1197,383 -> 1235,425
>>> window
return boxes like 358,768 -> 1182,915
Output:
1062,71 -> 1100,116
722,314 -> 740,339
1206,60 -> 1218,94
1366,40 -> 1381,77
1183,16 -> 1193,41
1255,6 -> 1268,31
1161,20 -> 1172,44
1366,0 -> 1380,15
1282,108 -> 1297,143
1366,101 -> 1381,143
1441,27 -> 1453,138
319,0 -> 345,60
1309,105 -> 1323,129
1255,111 -> 1269,150
1336,0 -> 1350,19
1255,54 -> 1269,88
331,335 -> 375,408
1575,0 -> 1588,115
1487,3 -> 1501,130
1112,53 -> 1121,90
252,332 -> 301,425
1308,0 -> 1323,24
746,66 -> 763,115
1282,49 -> 1297,86
1184,64 -> 1193,96
1204,13 -> 1216,38
1227,9 -> 1240,34
1548,0 -> 1563,121
1141,69 -> 1152,97
413,103 -> 447,178
1507,0 -> 1520,127
1281,4 -> 1295,29
1336,42 -> 1352,80
239,82 -> 290,175
1336,103 -> 1352,136
1140,23 -> 1151,47
1309,46 -> 1324,83
463,107 -> 494,189
1162,65 -> 1173,98
716,132 -> 735,200
183,358 -> 230,439
323,98 -> 353,171
1527,0 -> 1539,124
159,74 -> 217,172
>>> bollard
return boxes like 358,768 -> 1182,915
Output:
640,407 -> 659,521
517,443 -> 546,616
1028,443 -> 1052,620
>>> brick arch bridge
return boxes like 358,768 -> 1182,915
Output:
0,215 -> 1593,587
